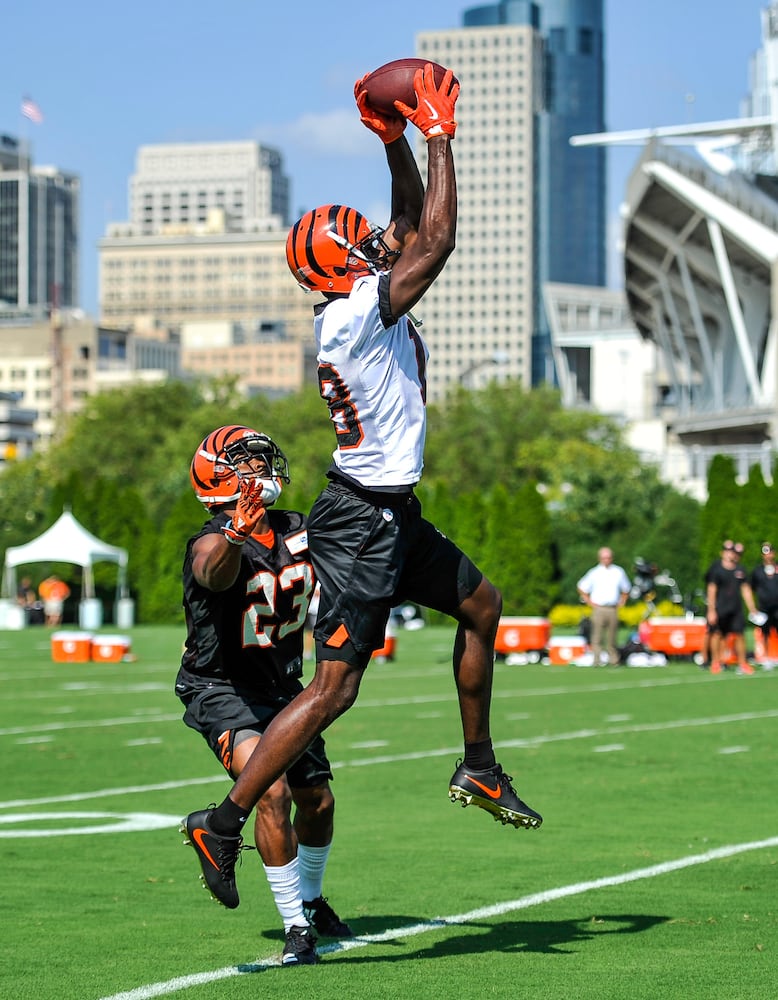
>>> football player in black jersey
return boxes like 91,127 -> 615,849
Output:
177,425 -> 351,965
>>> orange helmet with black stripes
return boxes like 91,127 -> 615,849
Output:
286,203 -> 400,294
190,424 -> 290,509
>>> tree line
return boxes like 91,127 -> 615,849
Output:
0,376 -> 775,623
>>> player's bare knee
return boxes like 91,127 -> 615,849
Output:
458,577 -> 502,637
481,578 -> 503,631
310,661 -> 362,720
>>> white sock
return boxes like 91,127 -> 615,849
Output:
263,858 -> 309,931
297,843 -> 332,902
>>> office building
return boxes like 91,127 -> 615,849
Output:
0,134 -> 79,311
0,312 -> 179,445
99,142 -> 314,351
0,390 -> 37,464
179,318 -> 312,398
129,141 -> 289,234
415,1 -> 605,399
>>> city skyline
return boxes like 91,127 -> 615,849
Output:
3,0 -> 766,314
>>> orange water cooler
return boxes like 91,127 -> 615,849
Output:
495,616 -> 551,658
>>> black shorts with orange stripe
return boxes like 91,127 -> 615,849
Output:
177,675 -> 332,786
308,477 -> 482,667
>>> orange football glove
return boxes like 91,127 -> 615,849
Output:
221,476 -> 266,545
354,75 -> 406,145
394,63 -> 459,140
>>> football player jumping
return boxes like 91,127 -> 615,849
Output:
178,425 -> 351,965
182,64 -> 542,925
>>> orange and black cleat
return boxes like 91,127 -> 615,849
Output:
180,806 -> 250,908
449,760 -> 542,829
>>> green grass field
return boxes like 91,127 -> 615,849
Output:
1,623 -> 776,1000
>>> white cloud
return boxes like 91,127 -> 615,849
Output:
253,110 -> 403,228
257,108 -> 377,157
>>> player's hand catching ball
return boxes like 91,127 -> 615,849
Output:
221,477 -> 267,545
354,75 -> 407,144
395,63 -> 459,140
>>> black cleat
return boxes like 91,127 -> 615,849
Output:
282,925 -> 320,965
449,760 -> 543,829
303,895 -> 353,938
180,806 -> 250,909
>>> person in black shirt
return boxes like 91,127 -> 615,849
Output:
750,542 -> 778,665
704,540 -> 760,674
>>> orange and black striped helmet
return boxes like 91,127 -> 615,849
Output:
190,424 -> 290,509
286,203 -> 400,294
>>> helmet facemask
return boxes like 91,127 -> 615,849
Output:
222,434 -> 290,507
326,224 -> 400,280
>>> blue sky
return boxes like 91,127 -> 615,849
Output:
2,0 -> 766,314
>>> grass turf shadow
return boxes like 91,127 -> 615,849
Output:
321,912 -> 672,962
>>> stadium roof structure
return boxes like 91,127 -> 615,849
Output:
621,137 -> 778,444
571,110 -> 778,467
563,5 -> 778,486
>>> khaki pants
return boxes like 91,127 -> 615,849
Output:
590,605 -> 619,665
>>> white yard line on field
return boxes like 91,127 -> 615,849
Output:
1,707 -> 777,811
2,670 -> 773,740
0,713 -> 183,737
96,835 -> 778,1000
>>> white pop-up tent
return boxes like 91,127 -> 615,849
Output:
1,509 -> 129,604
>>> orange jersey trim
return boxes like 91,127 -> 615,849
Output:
252,527 -> 275,548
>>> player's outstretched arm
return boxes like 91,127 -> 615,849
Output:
387,133 -> 456,319
387,65 -> 458,318
386,135 -> 424,235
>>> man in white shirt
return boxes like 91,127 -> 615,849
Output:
577,548 -> 631,665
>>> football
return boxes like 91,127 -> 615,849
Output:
361,58 -> 457,117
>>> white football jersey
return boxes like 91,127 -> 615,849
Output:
314,274 -> 428,487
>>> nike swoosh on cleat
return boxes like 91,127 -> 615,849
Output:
191,828 -> 219,870
463,775 -> 502,799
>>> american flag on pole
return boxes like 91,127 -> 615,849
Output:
21,96 -> 43,124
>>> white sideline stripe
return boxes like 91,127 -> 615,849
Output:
2,671 -> 774,739
357,673 -> 719,707
0,713 -> 182,737
97,835 -> 778,1000
2,707 -> 777,810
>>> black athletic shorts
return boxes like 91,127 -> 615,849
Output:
179,676 -> 333,787
307,479 -> 483,667
711,609 -> 745,635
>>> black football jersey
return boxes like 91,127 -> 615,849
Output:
178,509 -> 314,689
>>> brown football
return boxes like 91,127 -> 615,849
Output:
361,58 -> 457,117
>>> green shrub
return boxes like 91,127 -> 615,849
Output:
547,600 -> 684,631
